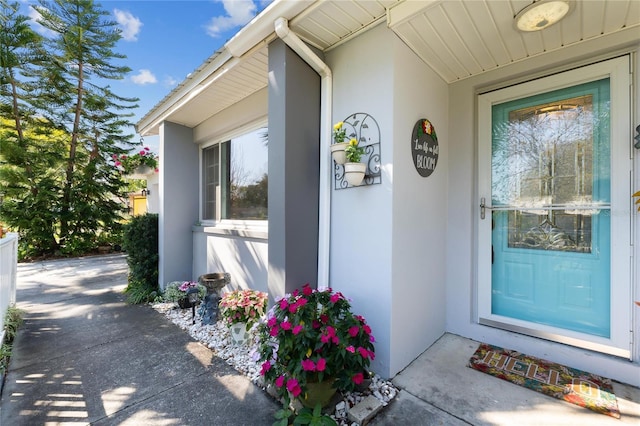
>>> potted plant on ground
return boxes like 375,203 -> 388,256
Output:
344,138 -> 366,186
163,281 -> 206,308
256,284 -> 375,414
219,289 -> 268,345
330,121 -> 349,164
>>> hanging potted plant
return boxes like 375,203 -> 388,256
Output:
112,146 -> 159,178
329,121 -> 349,164
344,138 -> 366,186
256,284 -> 376,413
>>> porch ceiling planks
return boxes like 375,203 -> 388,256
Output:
387,0 -> 640,83
139,0 -> 639,135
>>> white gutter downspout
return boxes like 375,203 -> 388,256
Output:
274,17 -> 331,288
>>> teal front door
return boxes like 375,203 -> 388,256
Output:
477,57 -> 631,358
491,79 -> 610,337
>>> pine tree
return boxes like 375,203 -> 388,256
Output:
1,0 -> 140,258
31,0 -> 139,253
0,1 -> 63,255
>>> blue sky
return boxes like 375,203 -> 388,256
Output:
19,0 -> 272,153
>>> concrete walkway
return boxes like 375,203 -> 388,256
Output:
1,254 -> 638,425
0,254 -> 279,425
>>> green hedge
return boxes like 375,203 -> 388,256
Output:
122,214 -> 159,303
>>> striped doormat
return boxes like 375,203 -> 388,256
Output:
468,343 -> 620,418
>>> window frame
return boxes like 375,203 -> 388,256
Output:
199,119 -> 268,230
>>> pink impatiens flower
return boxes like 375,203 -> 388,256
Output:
346,345 -> 355,353
352,372 -> 364,385
279,298 -> 289,310
316,358 -> 326,372
303,284 -> 313,296
301,359 -> 316,371
280,321 -> 292,331
348,326 -> 359,337
358,347 -> 368,358
292,324 -> 304,335
275,375 -> 285,387
260,360 -> 271,375
287,378 -> 301,397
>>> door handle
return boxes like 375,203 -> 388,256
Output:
480,197 -> 489,220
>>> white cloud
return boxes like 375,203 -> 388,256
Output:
113,9 -> 142,41
163,76 -> 178,87
205,0 -> 257,38
28,6 -> 56,37
131,69 -> 157,85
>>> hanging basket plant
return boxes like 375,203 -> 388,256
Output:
112,146 -> 158,177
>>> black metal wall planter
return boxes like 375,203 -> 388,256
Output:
333,113 -> 382,189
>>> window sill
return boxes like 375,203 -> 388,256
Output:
193,223 -> 268,241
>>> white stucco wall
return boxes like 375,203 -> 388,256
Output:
192,229 -> 269,295
446,32 -> 640,385
325,23 -> 450,378
326,24 -> 394,378
158,122 -> 199,289
389,32 -> 449,376
146,172 -> 159,214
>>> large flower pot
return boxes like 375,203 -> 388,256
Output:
330,142 -> 348,164
300,378 -> 337,409
229,322 -> 249,345
344,162 -> 366,186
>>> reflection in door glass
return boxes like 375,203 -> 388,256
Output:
492,95 -> 601,253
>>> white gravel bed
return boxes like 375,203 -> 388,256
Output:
152,302 -> 398,425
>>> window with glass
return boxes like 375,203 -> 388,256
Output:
201,127 -> 268,222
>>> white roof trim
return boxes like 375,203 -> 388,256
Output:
137,0 -> 316,136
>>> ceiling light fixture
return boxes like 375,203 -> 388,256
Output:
515,0 -> 573,32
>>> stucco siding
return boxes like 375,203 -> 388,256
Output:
192,229 -> 269,294
326,23 -> 394,378
158,122 -> 199,288
390,30 -> 449,377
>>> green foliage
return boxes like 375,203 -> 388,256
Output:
1,305 -> 24,377
345,138 -> 365,163
162,281 -> 206,303
272,404 -> 337,426
3,305 -> 24,342
123,214 -> 158,304
272,408 -> 293,426
0,0 -> 140,260
293,404 -> 337,425
257,284 -> 376,402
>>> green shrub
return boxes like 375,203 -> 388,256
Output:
122,214 -> 158,304
1,305 -> 24,377
163,281 -> 206,302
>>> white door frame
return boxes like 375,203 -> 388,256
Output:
476,56 -> 632,359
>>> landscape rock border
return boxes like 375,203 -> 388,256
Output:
152,302 -> 398,425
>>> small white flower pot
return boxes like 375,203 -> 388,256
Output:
344,162 -> 366,186
330,142 -> 349,164
229,322 -> 249,345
